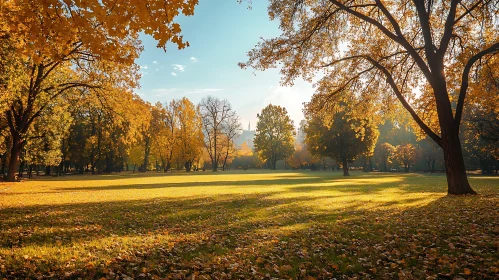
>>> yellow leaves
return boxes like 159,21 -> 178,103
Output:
4,0 -> 198,73
464,268 -> 472,275
172,23 -> 182,34
85,262 -> 95,269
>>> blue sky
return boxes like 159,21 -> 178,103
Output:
136,1 -> 315,130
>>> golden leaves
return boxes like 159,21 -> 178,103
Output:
4,0 -> 198,65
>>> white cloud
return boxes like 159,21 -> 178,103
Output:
156,68 -> 159,71
172,64 -> 186,72
171,72 -> 177,76
152,61 -> 158,64
190,57 -> 199,62
140,65 -> 148,69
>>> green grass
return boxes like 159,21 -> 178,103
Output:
0,171 -> 498,279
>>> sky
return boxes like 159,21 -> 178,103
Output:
136,1 -> 315,130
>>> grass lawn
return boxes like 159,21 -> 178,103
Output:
0,171 -> 498,279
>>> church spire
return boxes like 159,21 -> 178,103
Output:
248,121 -> 250,131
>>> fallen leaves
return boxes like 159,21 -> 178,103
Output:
0,172 -> 498,279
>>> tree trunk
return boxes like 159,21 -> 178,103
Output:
271,155 -> 277,170
185,161 -> 192,172
362,157 -> 368,172
18,161 -> 24,179
404,164 -> 409,173
142,137 -> 151,172
441,133 -> 476,195
212,132 -> 218,172
1,153 -> 7,178
6,135 -> 22,182
342,158 -> 349,176
432,68 -> 476,194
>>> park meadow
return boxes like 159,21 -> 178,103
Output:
1,171 -> 498,279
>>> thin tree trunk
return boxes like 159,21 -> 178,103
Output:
213,131 -> 218,172
342,157 -> 349,176
142,136 -> 151,172
1,153 -> 7,178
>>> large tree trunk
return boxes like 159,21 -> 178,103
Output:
431,63 -> 476,195
6,135 -> 22,182
342,158 -> 349,176
441,132 -> 476,195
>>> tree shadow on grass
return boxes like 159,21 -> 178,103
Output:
46,172 -> 449,194
34,169 -> 314,182
0,187 -> 498,279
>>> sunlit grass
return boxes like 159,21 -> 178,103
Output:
0,171 -> 498,278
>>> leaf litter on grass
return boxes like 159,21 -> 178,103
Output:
0,171 -> 498,279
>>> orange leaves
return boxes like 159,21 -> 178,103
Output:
4,0 -> 198,66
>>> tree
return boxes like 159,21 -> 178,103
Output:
199,96 -> 240,171
23,98 -> 73,177
395,144 -> 417,173
240,1 -> 499,194
375,143 -> 396,172
139,102 -> 160,172
219,114 -> 242,171
232,141 -> 261,170
175,98 -> 204,172
304,106 -> 379,176
254,104 -> 295,170
152,100 -> 180,172
0,0 -> 198,181
64,89 -> 147,175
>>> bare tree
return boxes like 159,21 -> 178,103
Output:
199,96 -> 241,171
221,113 -> 242,171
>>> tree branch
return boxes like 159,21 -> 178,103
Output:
438,0 -> 458,57
455,42 -> 499,129
364,56 -> 442,145
328,0 -> 434,85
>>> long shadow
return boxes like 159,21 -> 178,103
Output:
47,172 -> 449,194
28,169 -> 408,182
33,169 -> 310,182
52,177 -> 333,191
1,189 -> 497,279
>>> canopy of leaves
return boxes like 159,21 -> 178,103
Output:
254,104 -> 295,169
305,108 -> 379,166
241,0 -> 499,145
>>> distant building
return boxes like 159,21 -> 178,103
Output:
234,121 -> 256,149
